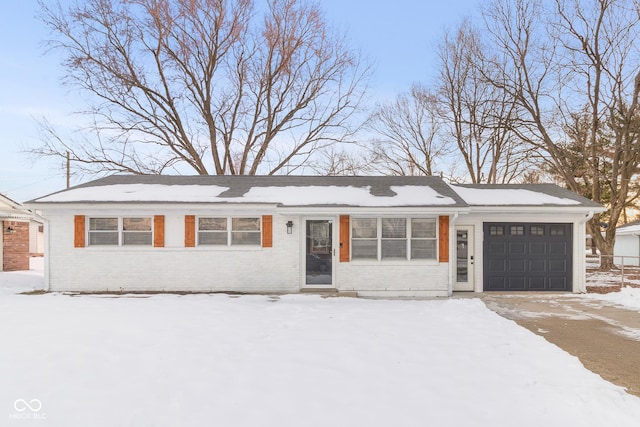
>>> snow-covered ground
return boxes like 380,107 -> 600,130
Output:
2,261 -> 640,426
585,286 -> 640,311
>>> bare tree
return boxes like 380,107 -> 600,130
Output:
366,84 -> 448,176
438,19 -> 533,184
482,0 -> 640,268
34,0 -> 369,177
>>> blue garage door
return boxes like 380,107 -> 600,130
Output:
483,223 -> 572,291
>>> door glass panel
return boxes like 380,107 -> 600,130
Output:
306,220 -> 332,285
456,230 -> 468,282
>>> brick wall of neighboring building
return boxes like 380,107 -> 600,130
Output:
2,220 -> 30,271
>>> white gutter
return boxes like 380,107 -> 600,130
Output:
579,210 -> 594,225
448,211 -> 460,297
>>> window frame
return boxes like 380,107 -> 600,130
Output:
87,216 -> 154,247
350,216 -> 438,262
196,216 -> 262,247
197,217 -> 228,246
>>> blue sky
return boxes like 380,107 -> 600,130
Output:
0,0 -> 481,202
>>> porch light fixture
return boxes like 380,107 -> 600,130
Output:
6,226 -> 15,234
286,220 -> 294,234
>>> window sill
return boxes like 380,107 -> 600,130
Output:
348,259 -> 440,266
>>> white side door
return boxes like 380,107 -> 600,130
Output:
453,226 -> 474,291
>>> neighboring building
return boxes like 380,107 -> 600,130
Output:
27,175 -> 604,296
613,220 -> 640,266
0,194 -> 36,271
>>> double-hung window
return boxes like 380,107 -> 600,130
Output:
88,218 -> 119,245
381,218 -> 407,259
198,218 -> 227,245
88,217 -> 152,246
410,218 -> 437,259
351,217 -> 437,261
197,217 -> 261,246
122,218 -> 152,245
351,218 -> 378,259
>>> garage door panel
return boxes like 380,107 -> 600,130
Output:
488,241 -> 507,255
549,259 -> 567,273
483,222 -> 572,292
528,259 -> 546,273
509,242 -> 526,254
487,258 -> 507,273
528,276 -> 546,290
507,277 -> 526,290
508,259 -> 526,272
485,276 -> 506,290
548,277 -> 568,290
549,242 -> 569,256
529,242 -> 546,255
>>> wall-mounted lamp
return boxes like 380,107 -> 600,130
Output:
286,220 -> 294,234
6,226 -> 15,234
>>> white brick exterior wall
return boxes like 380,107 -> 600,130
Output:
45,207 -> 300,293
336,262 -> 450,297
42,206 -> 452,295
40,204 -> 591,296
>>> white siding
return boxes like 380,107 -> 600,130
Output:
456,212 -> 590,293
613,235 -> 640,266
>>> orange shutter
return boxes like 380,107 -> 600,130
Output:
438,215 -> 449,263
74,215 -> 85,248
185,215 -> 196,247
262,215 -> 273,248
154,215 -> 165,247
339,215 -> 350,262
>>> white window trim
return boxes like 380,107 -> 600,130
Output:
350,216 -> 438,262
87,216 -> 154,247
197,216 -> 262,247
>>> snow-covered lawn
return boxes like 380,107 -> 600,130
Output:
585,286 -> 640,311
2,262 -> 640,426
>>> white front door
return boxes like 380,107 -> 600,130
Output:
303,218 -> 335,287
453,226 -> 475,291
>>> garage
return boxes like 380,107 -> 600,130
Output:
483,222 -> 573,291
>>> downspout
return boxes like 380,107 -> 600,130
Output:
43,217 -> 50,292
577,210 -> 594,294
448,211 -> 459,297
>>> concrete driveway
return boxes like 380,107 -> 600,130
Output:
479,293 -> 640,397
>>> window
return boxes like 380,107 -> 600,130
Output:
411,218 -> 437,259
198,217 -> 227,245
88,217 -> 152,246
351,217 -> 437,261
530,225 -> 545,236
232,218 -> 261,245
89,218 -> 118,245
509,225 -> 524,236
489,225 -> 504,236
550,225 -> 565,236
122,217 -> 152,245
351,218 -> 377,259
197,217 -> 261,246
381,218 -> 407,259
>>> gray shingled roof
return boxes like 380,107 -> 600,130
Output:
29,174 -> 468,208
29,175 -> 603,209
453,183 -> 603,208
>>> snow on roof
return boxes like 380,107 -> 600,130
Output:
451,184 -> 591,206
30,175 -> 603,209
32,178 -> 460,207
0,194 -> 33,219
616,223 -> 640,235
